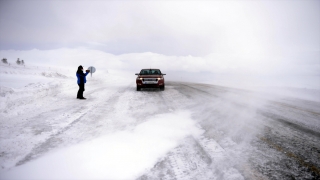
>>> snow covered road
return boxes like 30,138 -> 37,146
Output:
1,65 -> 320,179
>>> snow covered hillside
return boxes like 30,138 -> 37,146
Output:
0,64 -> 320,179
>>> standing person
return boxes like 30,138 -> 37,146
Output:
76,65 -> 90,99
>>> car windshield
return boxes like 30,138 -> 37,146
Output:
140,69 -> 161,75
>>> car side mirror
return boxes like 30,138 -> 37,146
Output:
162,74 -> 166,75
135,73 -> 140,75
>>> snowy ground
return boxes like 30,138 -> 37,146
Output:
0,64 -> 320,180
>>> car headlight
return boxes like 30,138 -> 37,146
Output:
157,78 -> 163,81
137,77 -> 143,80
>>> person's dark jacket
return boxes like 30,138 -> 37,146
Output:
76,70 -> 89,84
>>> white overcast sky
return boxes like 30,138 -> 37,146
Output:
0,0 -> 319,89
1,0 -> 319,56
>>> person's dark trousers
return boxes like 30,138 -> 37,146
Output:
77,83 -> 85,98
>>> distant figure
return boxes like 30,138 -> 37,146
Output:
76,65 -> 90,99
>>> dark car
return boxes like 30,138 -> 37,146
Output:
135,69 -> 166,91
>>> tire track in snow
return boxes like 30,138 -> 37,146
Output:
167,82 -> 263,179
181,83 -> 320,179
139,83 -> 244,179
260,137 -> 320,177
260,111 -> 320,138
15,85 -> 131,167
271,101 -> 320,116
15,111 -> 87,166
138,137 -> 214,180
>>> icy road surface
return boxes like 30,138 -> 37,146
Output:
0,65 -> 320,179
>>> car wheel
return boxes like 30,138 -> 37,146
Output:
160,85 -> 165,91
137,86 -> 141,91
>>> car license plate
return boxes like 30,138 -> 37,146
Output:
144,81 -> 156,84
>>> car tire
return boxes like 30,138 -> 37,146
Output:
137,86 -> 141,91
160,85 -> 165,91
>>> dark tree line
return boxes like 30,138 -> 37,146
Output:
16,58 -> 25,65
1,58 -> 8,64
1,58 -> 25,65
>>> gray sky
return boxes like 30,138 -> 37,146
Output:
1,0 -> 319,56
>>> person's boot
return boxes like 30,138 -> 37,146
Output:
79,97 -> 86,100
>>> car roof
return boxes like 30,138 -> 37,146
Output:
141,69 -> 160,70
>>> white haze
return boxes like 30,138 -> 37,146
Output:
0,48 -> 319,90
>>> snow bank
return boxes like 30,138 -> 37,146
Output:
0,65 -> 51,89
0,74 -> 52,89
0,110 -> 202,180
